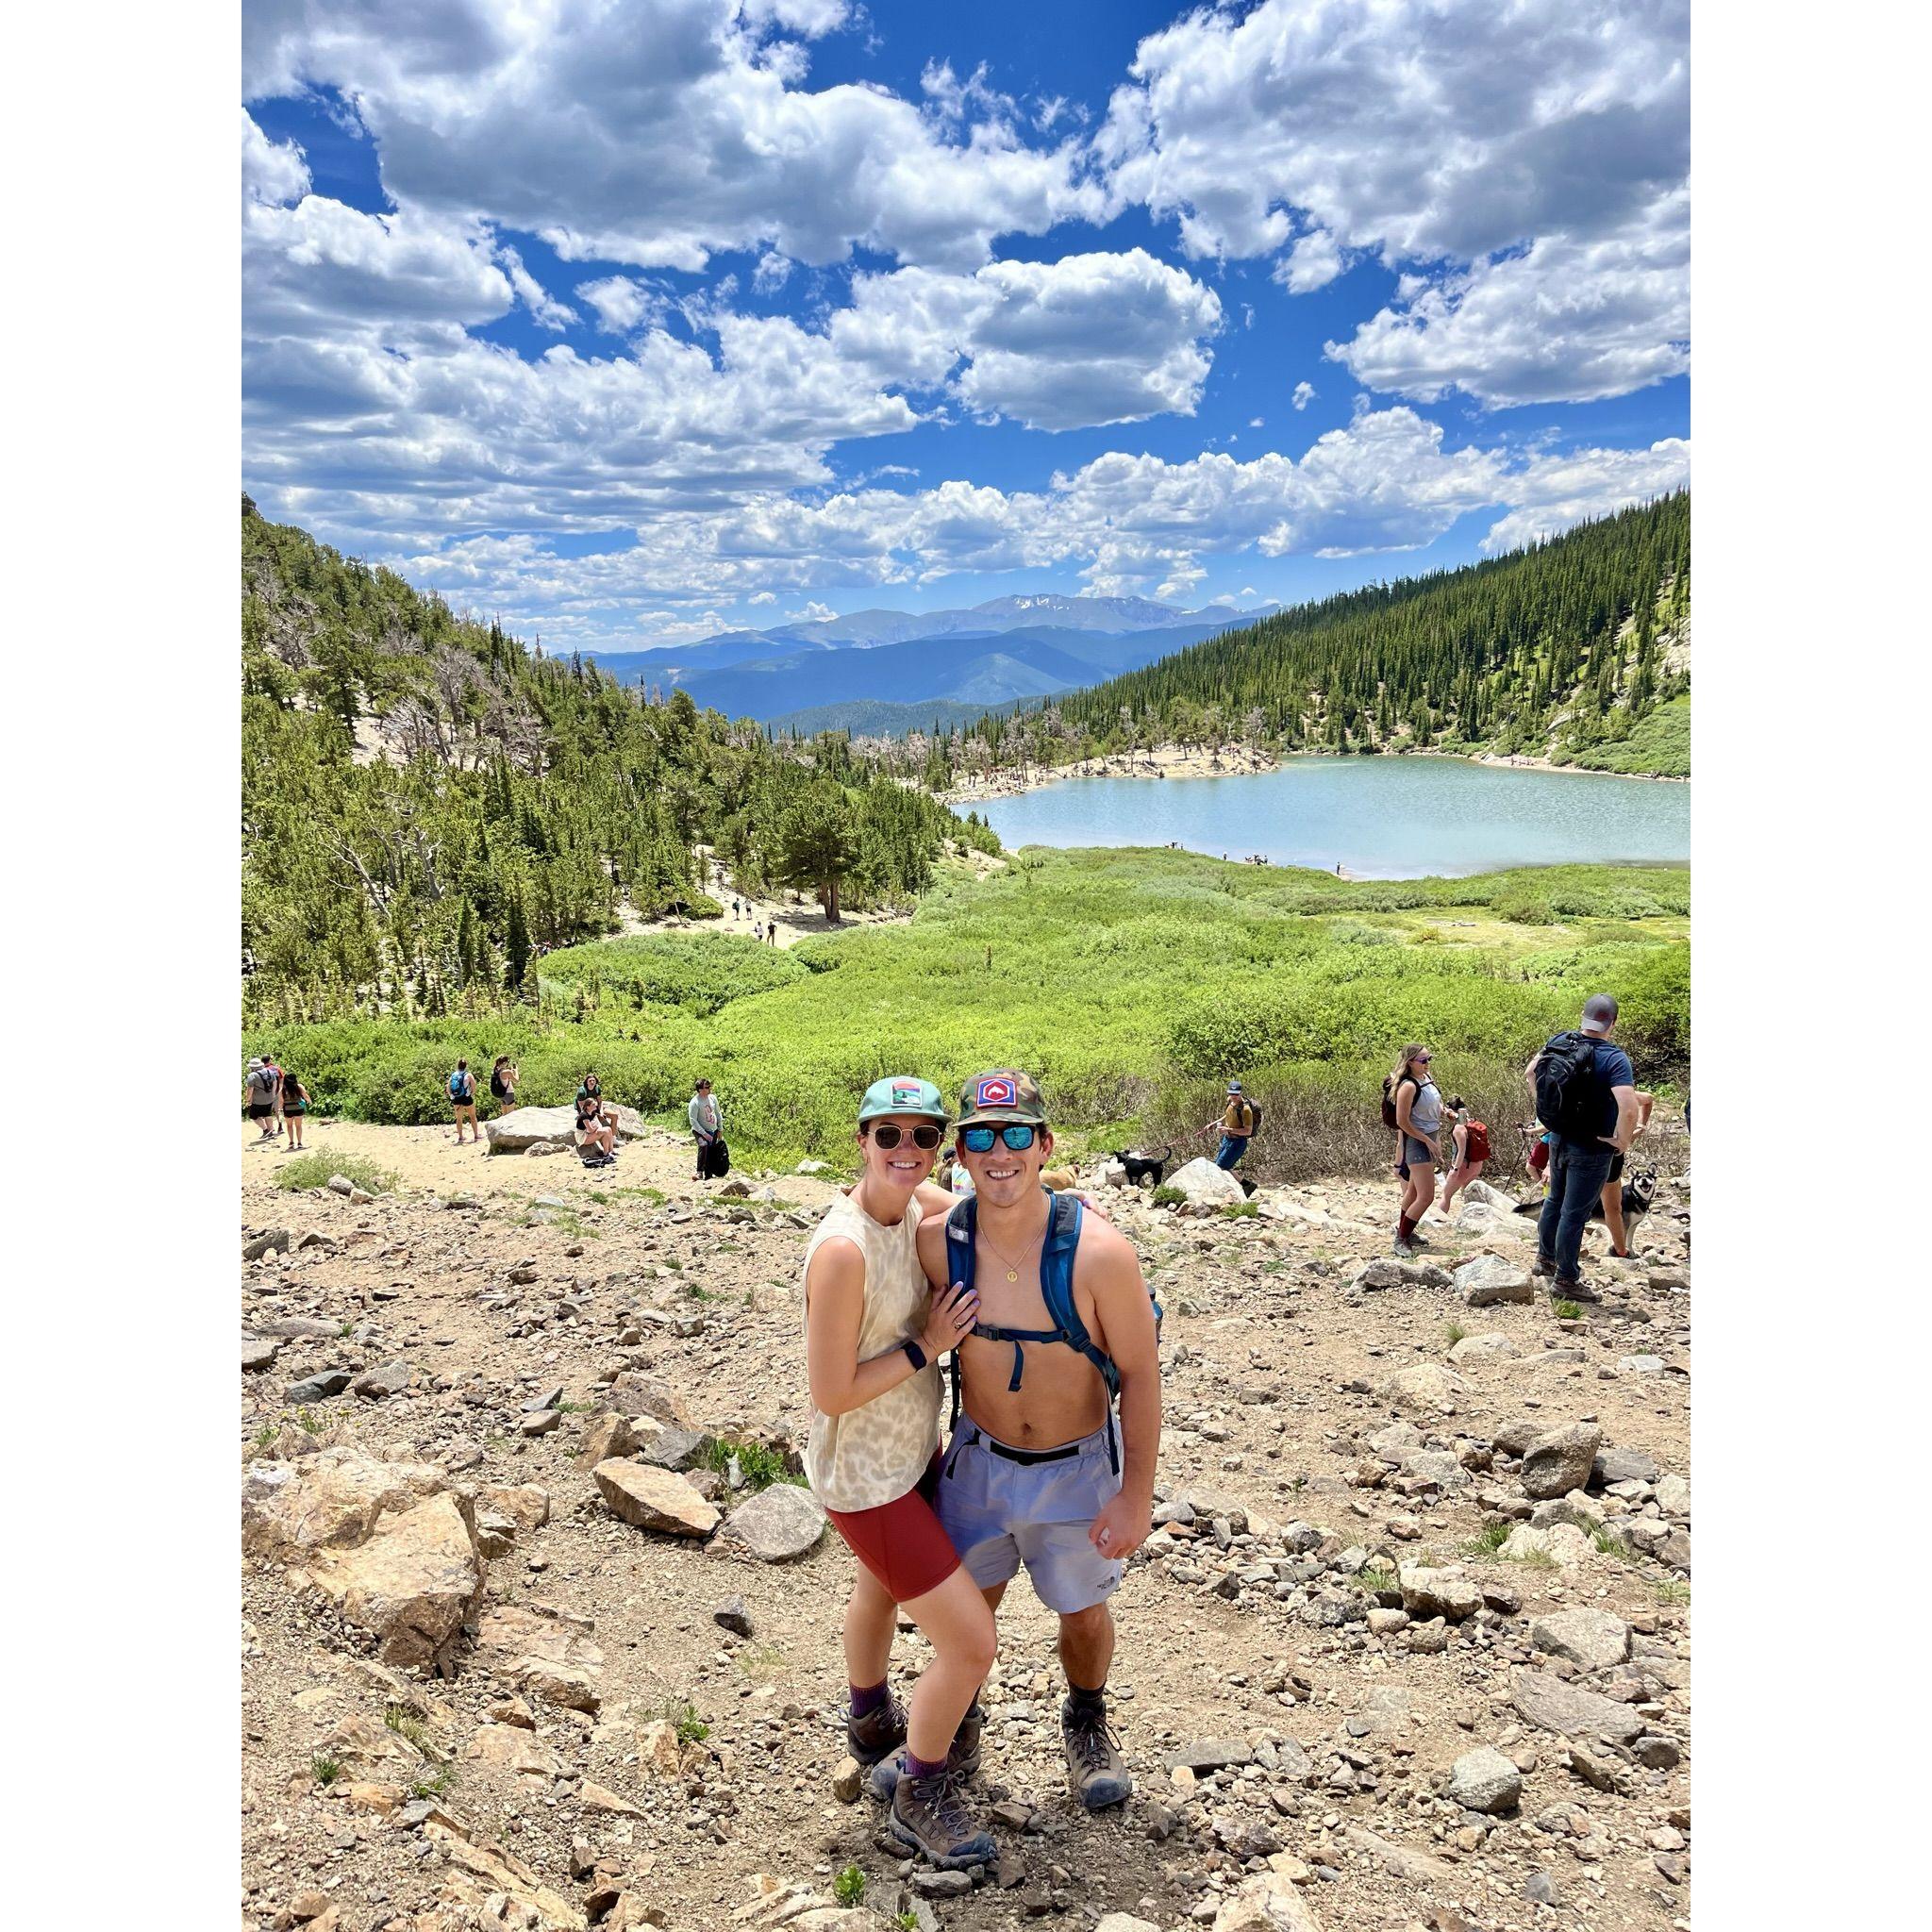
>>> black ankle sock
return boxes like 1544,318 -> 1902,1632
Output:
849,1678 -> 890,1719
1065,1683 -> 1107,1716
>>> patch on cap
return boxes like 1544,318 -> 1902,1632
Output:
974,1074 -> 1018,1109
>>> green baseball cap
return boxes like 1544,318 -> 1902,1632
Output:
955,1070 -> 1048,1129
858,1074 -> 949,1124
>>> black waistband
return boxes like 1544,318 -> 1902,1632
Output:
959,1424 -> 1082,1466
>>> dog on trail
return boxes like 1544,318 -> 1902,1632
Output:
1115,1143 -> 1174,1188
1514,1163 -> 1658,1237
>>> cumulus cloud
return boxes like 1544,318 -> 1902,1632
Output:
244,0 -> 1101,272
500,247 -> 577,330
297,410 -> 1689,647
1291,382 -> 1314,411
242,110 -> 309,207
1328,196 -> 1690,407
1098,0 -> 1689,406
575,275 -> 665,335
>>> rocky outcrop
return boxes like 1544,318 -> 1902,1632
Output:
486,1105 -> 646,1154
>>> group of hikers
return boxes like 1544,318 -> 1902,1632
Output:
793,994 -> 1660,1869
1383,991 -> 1656,1302
242,1055 -> 308,1149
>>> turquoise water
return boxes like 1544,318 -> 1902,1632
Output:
977,757 -> 1689,878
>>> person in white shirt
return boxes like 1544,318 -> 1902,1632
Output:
688,1078 -> 724,1179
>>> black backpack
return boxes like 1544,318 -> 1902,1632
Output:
1535,1032 -> 1602,1141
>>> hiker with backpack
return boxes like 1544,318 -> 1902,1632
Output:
448,1059 -> 480,1142
1385,1044 -> 1443,1252
243,1058 -> 277,1140
1437,1095 -> 1492,1216
885,1070 -> 1161,1822
1526,995 -> 1640,1302
802,1076 -> 997,1872
1203,1080 -> 1259,1170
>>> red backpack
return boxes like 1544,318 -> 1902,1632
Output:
1462,1119 -> 1491,1163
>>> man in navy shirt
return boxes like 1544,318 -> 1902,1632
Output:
1525,994 -> 1639,1301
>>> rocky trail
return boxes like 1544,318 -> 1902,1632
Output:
241,1125 -> 1690,1932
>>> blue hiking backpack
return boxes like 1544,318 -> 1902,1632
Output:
942,1190 -> 1161,1469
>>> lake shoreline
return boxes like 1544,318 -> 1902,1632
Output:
941,741 -> 1689,808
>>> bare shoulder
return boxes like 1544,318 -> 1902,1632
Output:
1073,1208 -> 1143,1281
806,1234 -> 865,1291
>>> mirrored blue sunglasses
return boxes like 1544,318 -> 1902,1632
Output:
961,1124 -> 1040,1153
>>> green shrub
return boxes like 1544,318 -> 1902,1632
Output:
833,1866 -> 866,1907
276,1153 -> 396,1195
1619,941 -> 1690,1070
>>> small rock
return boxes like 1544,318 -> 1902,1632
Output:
713,1595 -> 755,1637
351,1360 -> 414,1401
592,1460 -> 720,1538
1444,1745 -> 1523,1814
1454,1254 -> 1533,1307
285,1371 -> 353,1403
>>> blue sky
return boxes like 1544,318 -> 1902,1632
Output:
242,0 -> 1689,650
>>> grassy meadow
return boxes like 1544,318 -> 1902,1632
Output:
244,847 -> 1688,1181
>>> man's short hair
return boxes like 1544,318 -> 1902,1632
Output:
1582,993 -> 1620,1028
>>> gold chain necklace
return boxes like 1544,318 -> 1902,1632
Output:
979,1217 -> 1046,1284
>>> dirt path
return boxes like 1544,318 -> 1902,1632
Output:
242,1134 -> 1691,1932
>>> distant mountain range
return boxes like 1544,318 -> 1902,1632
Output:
578,594 -> 1275,722
764,694 -> 1045,739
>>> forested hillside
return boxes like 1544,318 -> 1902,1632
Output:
892,495 -> 1689,783
241,499 -> 993,1024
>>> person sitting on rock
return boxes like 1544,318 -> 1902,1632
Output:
877,1070 -> 1161,1819
574,1074 -> 617,1165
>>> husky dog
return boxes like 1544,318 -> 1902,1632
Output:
1513,1163 -> 1658,1236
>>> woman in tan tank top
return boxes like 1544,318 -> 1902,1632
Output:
802,1074 -> 998,1869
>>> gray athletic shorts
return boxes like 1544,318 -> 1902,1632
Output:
937,1418 -> 1124,1613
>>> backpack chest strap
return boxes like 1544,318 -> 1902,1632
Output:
968,1321 -> 1068,1391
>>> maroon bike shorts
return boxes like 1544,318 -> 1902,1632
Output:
825,1454 -> 960,1604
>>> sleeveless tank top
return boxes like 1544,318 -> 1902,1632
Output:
801,1193 -> 941,1512
1409,1078 -> 1442,1138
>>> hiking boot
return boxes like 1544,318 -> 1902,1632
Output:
868,1704 -> 982,1801
1061,1696 -> 1133,1809
1531,1253 -> 1557,1278
891,1767 -> 995,1869
845,1692 -> 908,1767
1552,1277 -> 1601,1305
1391,1235 -> 1415,1256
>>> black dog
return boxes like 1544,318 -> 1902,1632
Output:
1116,1143 -> 1175,1187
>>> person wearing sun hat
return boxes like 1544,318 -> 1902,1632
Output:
1205,1078 -> 1257,1171
801,1074 -> 999,1871
874,1070 -> 1161,1817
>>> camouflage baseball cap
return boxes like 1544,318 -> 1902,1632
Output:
858,1074 -> 949,1124
955,1070 -> 1048,1129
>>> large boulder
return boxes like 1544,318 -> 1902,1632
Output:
1510,1669 -> 1645,1743
1164,1158 -> 1247,1207
1454,1253 -> 1534,1307
241,1448 -> 446,1561
1521,1422 -> 1604,1500
486,1104 -> 646,1154
1531,1607 -> 1631,1673
592,1460 -> 719,1538
724,1483 -> 826,1561
313,1491 -> 485,1670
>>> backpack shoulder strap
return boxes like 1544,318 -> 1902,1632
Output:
945,1196 -> 977,1293
1039,1191 -> 1117,1397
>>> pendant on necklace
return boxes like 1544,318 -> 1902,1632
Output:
1005,1268 -> 1018,1283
